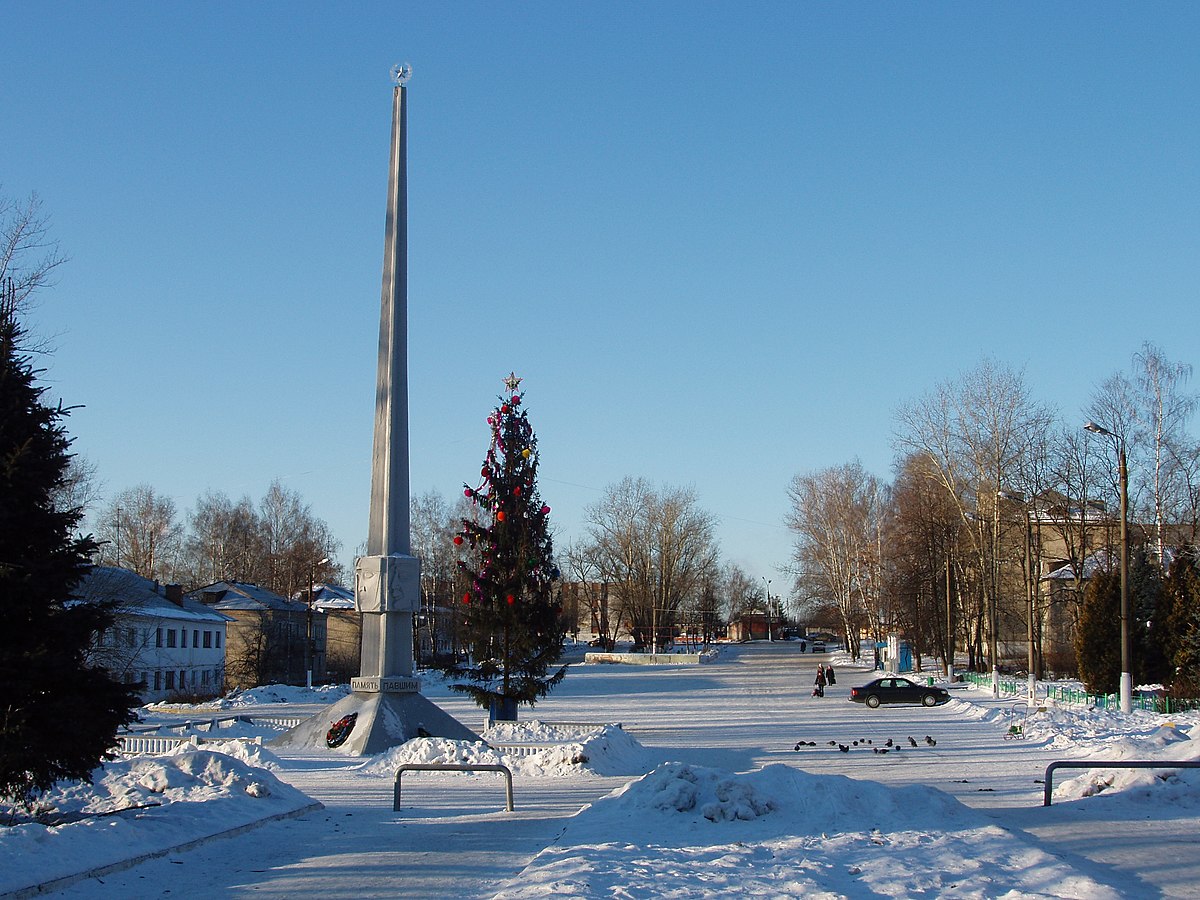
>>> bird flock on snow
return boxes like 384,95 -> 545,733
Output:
793,735 -> 938,754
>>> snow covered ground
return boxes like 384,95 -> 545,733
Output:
3,643 -> 1198,898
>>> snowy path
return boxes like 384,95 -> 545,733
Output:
45,643 -> 1198,898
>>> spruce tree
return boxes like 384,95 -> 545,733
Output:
1074,568 -> 1121,696
447,374 -> 566,719
1165,550 -> 1200,698
0,287 -> 138,807
1129,547 -> 1167,685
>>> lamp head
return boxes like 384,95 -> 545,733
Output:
1083,422 -> 1111,436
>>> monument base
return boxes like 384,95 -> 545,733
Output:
271,689 -> 479,756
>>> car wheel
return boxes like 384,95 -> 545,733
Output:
865,695 -> 881,708
922,693 -> 937,707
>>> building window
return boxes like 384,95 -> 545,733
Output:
201,669 -> 210,685
216,632 -> 222,649
156,628 -> 163,648
153,671 -> 161,691
179,669 -> 186,689
193,629 -> 200,648
203,631 -> 212,649
181,629 -> 187,649
164,670 -> 173,690
166,629 -> 177,649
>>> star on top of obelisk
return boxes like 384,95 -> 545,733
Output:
504,372 -> 523,393
390,63 -> 413,86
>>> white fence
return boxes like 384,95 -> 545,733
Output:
113,713 -> 302,757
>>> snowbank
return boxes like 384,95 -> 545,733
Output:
494,762 -> 1121,899
0,750 -> 319,896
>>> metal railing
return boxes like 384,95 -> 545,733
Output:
393,763 -> 514,812
1043,759 -> 1200,806
959,673 -> 1200,714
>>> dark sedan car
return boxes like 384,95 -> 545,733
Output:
849,677 -> 950,708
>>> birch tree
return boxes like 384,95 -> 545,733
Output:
786,460 -> 882,659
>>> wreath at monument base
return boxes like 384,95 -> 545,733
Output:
326,712 -> 358,748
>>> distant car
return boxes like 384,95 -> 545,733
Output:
849,677 -> 950,708
811,640 -> 826,653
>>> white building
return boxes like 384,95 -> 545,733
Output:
74,566 -> 234,702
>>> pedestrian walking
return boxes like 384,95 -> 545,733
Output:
826,664 -> 836,686
812,664 -> 827,698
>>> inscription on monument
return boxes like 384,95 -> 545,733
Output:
351,676 -> 421,694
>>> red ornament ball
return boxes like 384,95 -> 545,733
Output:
464,488 -> 471,497
513,486 -> 521,496
501,404 -> 509,414
541,505 -> 551,514
453,535 -> 463,546
496,510 -> 507,522
462,592 -> 471,604
506,594 -> 515,605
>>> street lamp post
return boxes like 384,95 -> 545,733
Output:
1084,422 -> 1132,714
306,556 -> 330,689
991,492 -> 1001,698
762,577 -> 772,641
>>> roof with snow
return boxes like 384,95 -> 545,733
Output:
189,581 -> 305,612
293,583 -> 356,610
71,567 -> 234,623
1042,550 -> 1115,581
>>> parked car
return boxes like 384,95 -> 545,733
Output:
849,676 -> 950,708
811,640 -> 826,653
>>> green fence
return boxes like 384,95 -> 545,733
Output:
960,671 -> 1200,714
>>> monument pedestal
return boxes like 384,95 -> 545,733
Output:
271,679 -> 478,755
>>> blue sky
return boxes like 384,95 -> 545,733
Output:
5,3 -> 1199,591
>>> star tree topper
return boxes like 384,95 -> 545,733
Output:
503,372 -> 523,393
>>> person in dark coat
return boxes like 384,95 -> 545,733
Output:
813,664 -> 827,697
825,664 -> 836,686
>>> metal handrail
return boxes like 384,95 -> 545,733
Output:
393,763 -> 514,812
1043,759 -> 1200,806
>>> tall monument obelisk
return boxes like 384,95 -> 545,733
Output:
275,65 -> 477,754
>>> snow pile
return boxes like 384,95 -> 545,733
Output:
177,683 -> 352,709
355,723 -> 652,779
1053,724 -> 1200,805
357,737 -> 507,776
494,762 -> 1121,899
177,737 -> 285,771
0,750 -> 318,896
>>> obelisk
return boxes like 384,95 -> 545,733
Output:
274,65 -> 478,754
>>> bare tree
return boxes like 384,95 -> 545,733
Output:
52,454 -> 102,522
561,539 -> 616,647
722,563 -> 763,621
888,453 -> 962,672
410,490 -> 460,661
1134,344 -> 1195,562
894,359 -> 1055,674
179,491 -> 264,587
96,485 -> 182,582
583,477 -> 718,651
0,189 -> 67,319
786,460 -> 882,659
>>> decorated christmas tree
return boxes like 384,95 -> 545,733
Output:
447,373 -> 566,720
